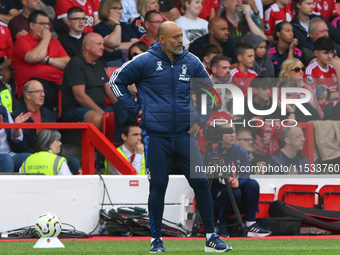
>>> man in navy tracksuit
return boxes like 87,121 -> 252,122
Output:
110,22 -> 232,253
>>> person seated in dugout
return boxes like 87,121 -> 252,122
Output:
266,125 -> 311,174
20,129 -> 72,175
208,122 -> 271,237
104,120 -> 145,175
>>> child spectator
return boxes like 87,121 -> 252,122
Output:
244,77 -> 273,121
230,43 -> 258,96
243,31 -> 275,78
175,0 -> 208,47
314,84 -> 334,119
201,43 -> 223,76
264,0 -> 294,43
268,21 -> 301,77
198,0 -> 219,21
304,37 -> 340,101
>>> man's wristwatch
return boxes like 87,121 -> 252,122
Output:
287,111 -> 295,116
45,56 -> 50,64
253,10 -> 260,16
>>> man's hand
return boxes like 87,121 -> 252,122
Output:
188,122 -> 200,137
137,109 -> 143,118
14,112 -> 32,124
128,84 -> 138,95
242,4 -> 252,18
39,28 -> 52,42
0,114 -> 3,123
231,179 -> 239,188
135,141 -> 144,155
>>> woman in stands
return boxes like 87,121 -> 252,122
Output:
279,58 -> 323,119
94,0 -> 139,67
268,21 -> 301,77
131,0 -> 168,38
128,41 -> 149,60
267,78 -> 321,122
20,129 -> 72,175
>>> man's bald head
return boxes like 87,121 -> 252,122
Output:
208,17 -> 228,31
83,32 -> 99,48
23,80 -> 43,100
82,32 -> 105,59
157,21 -> 182,37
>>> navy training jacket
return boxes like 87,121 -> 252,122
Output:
109,42 -> 213,137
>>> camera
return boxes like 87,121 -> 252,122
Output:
203,126 -> 234,143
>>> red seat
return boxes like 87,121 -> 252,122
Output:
102,112 -> 115,143
319,185 -> 340,211
256,193 -> 275,218
106,66 -> 120,78
278,184 -> 319,208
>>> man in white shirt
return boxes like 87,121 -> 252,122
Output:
105,120 -> 145,175
0,105 -> 31,172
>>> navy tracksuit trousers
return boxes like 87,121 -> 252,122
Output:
216,178 -> 260,223
144,133 -> 215,238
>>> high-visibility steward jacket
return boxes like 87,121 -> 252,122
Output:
0,87 -> 12,113
104,146 -> 145,175
21,151 -> 66,175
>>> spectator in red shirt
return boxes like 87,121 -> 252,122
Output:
54,0 -> 100,34
264,0 -> 294,43
0,21 -> 13,83
230,43 -> 258,96
313,0 -> 336,22
11,10 -> 70,111
304,37 -> 340,101
139,10 -> 163,47
198,0 -> 219,21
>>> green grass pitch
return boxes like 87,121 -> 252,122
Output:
1,239 -> 340,254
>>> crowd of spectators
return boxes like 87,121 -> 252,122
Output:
1,0 -> 340,175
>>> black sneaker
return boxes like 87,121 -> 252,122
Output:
205,233 -> 232,253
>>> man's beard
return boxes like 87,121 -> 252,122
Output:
231,5 -> 243,23
166,40 -> 183,55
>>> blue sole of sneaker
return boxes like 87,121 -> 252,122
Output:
204,245 -> 233,253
